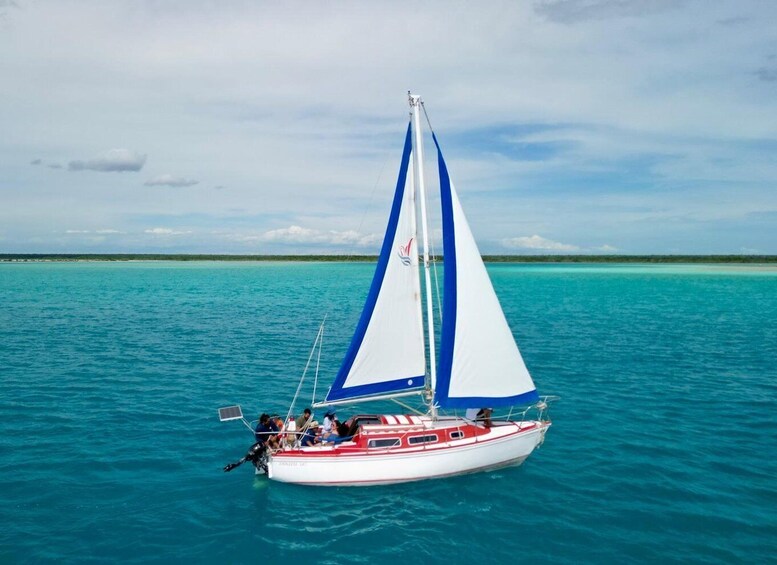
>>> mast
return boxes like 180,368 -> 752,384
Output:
409,92 -> 438,419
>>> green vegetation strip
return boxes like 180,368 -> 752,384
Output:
1,254 -> 776,263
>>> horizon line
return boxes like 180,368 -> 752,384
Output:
2,253 -> 776,264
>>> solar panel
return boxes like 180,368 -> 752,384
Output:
218,405 -> 244,422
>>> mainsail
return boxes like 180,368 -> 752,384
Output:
433,135 -> 539,408
324,124 -> 426,403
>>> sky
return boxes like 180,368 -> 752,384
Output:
1,0 -> 776,255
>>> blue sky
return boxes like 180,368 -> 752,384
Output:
1,0 -> 775,254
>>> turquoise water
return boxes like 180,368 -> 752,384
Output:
1,262 -> 775,563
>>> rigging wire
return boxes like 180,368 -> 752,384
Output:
284,317 -> 326,427
413,100 -> 439,412
391,397 -> 427,416
420,100 -> 444,322
312,314 -> 326,405
340,152 -> 389,264
318,133 -> 393,315
420,100 -> 434,136
430,239 -> 443,323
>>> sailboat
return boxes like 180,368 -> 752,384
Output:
222,93 -> 552,486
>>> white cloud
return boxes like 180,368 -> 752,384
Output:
68,149 -> 146,172
64,228 -> 124,235
144,174 -> 199,187
500,237 -> 621,254
502,235 -> 580,251
144,227 -> 192,235
260,225 -> 380,247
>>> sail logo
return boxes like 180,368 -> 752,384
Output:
397,237 -> 413,266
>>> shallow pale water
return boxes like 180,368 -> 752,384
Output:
1,262 -> 775,563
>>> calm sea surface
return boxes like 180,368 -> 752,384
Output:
1,262 -> 775,564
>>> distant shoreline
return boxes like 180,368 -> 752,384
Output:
1,254 -> 776,263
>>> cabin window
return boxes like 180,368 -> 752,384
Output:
449,431 -> 464,439
408,434 -> 438,445
367,438 -> 400,449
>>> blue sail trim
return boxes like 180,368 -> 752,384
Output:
432,133 -> 458,409
325,123 -> 416,403
325,377 -> 426,402
439,389 -> 540,410
432,135 -> 539,409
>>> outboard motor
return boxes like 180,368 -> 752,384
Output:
223,442 -> 268,473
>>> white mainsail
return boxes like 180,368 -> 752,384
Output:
324,125 -> 426,403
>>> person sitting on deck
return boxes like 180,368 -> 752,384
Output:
465,408 -> 493,428
255,413 -> 280,449
321,409 -> 339,441
300,427 -> 319,447
336,419 -> 350,437
295,408 -> 313,434
476,408 -> 493,428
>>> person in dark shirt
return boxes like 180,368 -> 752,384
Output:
300,427 -> 318,447
255,413 -> 280,448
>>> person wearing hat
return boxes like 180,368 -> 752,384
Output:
300,425 -> 319,447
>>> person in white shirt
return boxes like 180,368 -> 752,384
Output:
322,409 -> 339,441
466,407 -> 493,428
